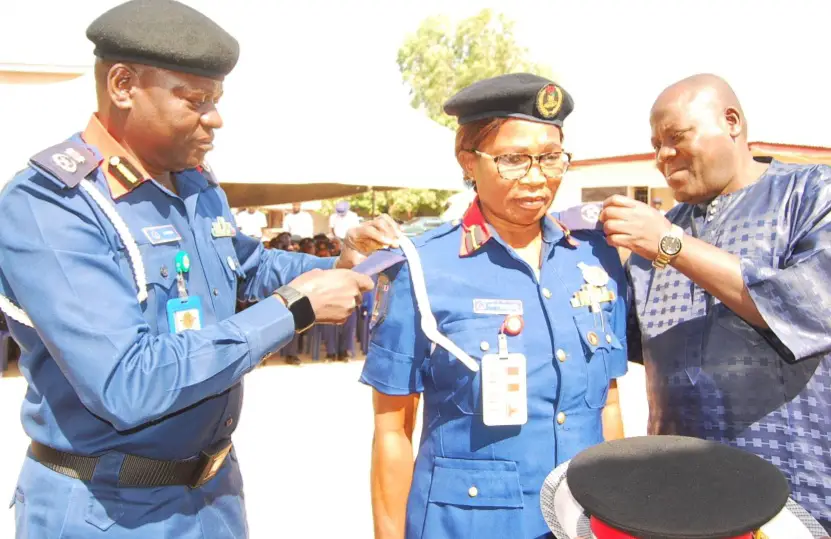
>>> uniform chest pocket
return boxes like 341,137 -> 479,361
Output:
573,310 -> 621,409
430,318 -> 513,416
134,244 -> 181,333
210,237 -> 245,285
421,457 -> 525,539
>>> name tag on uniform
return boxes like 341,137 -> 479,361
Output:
166,296 -> 203,333
143,225 -> 182,245
481,352 -> 528,426
473,299 -> 523,315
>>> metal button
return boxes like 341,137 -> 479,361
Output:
587,332 -> 599,346
468,486 -> 478,498
480,341 -> 490,352
605,334 -> 612,344
706,216 -> 714,222
213,288 -> 219,296
160,266 -> 169,278
557,412 -> 566,425
542,288 -> 552,299
225,417 -> 234,428
556,349 -> 567,362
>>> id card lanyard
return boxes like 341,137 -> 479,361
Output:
166,251 -> 203,333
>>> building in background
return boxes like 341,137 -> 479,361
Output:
553,142 -> 831,212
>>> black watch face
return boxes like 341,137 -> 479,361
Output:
291,295 -> 316,332
660,235 -> 682,256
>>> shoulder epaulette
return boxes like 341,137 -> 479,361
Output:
410,221 -> 459,248
29,141 -> 97,189
556,203 -> 604,232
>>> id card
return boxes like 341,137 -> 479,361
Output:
166,296 -> 203,333
481,353 -> 528,426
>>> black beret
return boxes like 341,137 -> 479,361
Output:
443,73 -> 574,127
86,0 -> 240,80
566,436 -> 790,539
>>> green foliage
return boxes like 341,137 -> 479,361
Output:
397,8 -> 553,129
322,9 -> 547,220
320,189 -> 454,222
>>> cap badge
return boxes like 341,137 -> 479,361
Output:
536,84 -> 563,119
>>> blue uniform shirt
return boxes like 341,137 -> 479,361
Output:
361,200 -> 628,539
0,117 -> 335,538
628,161 -> 831,529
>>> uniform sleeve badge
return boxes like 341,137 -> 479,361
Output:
369,274 -> 392,332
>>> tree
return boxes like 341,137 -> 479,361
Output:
397,8 -> 553,129
322,9 -> 549,220
320,189 -> 450,222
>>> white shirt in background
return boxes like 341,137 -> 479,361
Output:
283,211 -> 314,239
236,209 -> 268,238
329,211 -> 360,239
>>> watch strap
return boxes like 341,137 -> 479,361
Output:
652,225 -> 684,269
275,285 -> 315,333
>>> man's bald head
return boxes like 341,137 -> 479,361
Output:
652,74 -> 747,139
650,74 -> 755,204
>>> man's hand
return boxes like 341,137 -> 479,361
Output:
285,268 -> 374,324
599,195 -> 672,261
337,214 -> 401,269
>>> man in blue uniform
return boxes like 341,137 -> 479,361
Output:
0,1 -> 397,537
362,74 -> 627,539
599,73 -> 831,531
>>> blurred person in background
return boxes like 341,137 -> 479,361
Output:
330,200 -> 361,240
282,202 -> 314,240
235,206 -> 268,239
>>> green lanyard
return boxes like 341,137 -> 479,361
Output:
175,251 -> 190,299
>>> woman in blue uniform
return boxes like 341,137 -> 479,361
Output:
360,73 -> 629,539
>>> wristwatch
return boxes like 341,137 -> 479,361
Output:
274,286 -> 315,333
652,224 -> 684,269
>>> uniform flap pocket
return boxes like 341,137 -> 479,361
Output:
211,237 -> 244,281
138,243 -> 178,288
427,457 -> 523,508
573,311 -> 621,353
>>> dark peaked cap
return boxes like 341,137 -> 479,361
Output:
443,73 -> 574,127
86,0 -> 240,80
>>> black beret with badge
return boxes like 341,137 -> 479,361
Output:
540,436 -> 828,539
443,73 -> 574,127
86,0 -> 240,80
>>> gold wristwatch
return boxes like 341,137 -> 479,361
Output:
652,224 -> 684,269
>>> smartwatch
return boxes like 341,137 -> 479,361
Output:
274,286 -> 315,333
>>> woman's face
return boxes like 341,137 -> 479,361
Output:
462,119 -> 564,227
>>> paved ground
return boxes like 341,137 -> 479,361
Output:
0,358 -> 647,538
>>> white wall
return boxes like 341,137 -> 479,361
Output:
553,160 -> 668,210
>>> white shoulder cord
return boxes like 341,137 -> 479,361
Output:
79,179 -> 147,304
0,295 -> 33,328
0,178 -> 147,330
397,235 -> 479,373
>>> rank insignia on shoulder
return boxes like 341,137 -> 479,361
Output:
370,274 -> 391,331
558,203 -> 604,232
30,141 -> 98,189
211,216 -> 236,238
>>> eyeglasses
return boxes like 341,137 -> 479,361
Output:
471,150 -> 572,181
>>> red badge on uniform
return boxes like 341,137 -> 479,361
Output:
503,315 -> 524,336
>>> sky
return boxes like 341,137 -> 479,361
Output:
3,0 -> 831,166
